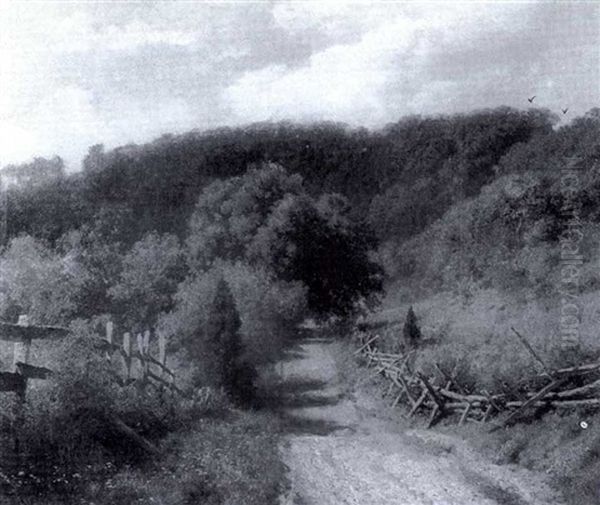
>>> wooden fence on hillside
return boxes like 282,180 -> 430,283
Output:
0,316 -> 181,456
0,317 -> 180,398
355,328 -> 600,430
0,316 -> 69,399
96,321 -> 183,395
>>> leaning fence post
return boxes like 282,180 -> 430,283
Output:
510,327 -> 553,378
12,315 -> 31,375
157,329 -> 174,387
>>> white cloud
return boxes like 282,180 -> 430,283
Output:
10,9 -> 198,55
52,17 -> 198,53
272,1 -> 382,38
0,0 -> 597,170
225,3 -> 538,125
225,14 -> 420,124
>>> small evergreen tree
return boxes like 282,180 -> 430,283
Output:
205,278 -> 241,389
403,306 -> 421,349
204,277 -> 255,403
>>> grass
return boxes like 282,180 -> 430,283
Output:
439,412 -> 600,505
0,407 -> 285,505
82,410 -> 285,505
352,285 -> 600,505
367,287 -> 600,390
0,318 -> 289,505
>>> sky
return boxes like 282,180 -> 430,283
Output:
0,0 -> 598,171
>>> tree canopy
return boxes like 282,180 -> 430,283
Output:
186,164 -> 383,318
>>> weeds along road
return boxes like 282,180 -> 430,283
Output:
276,337 -> 565,505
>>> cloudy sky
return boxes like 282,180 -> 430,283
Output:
0,1 -> 598,170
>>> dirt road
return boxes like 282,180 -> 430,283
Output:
277,338 -> 565,505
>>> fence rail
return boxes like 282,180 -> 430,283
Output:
94,321 -> 182,394
0,317 -> 179,397
355,327 -> 600,429
0,316 -> 180,456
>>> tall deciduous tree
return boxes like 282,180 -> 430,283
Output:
188,164 -> 383,319
251,193 -> 383,317
186,163 -> 303,272
108,233 -> 187,329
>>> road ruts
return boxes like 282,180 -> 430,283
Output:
277,338 -> 565,505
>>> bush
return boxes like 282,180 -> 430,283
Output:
83,412 -> 284,505
161,261 -> 307,378
403,306 -> 421,349
0,317 -> 231,502
0,235 -> 86,324
222,262 -> 307,366
108,232 -> 187,330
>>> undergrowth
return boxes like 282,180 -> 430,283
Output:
340,300 -> 600,505
82,411 -> 284,505
0,398 -> 283,505
0,319 -> 285,505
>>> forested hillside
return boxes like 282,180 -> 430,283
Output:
2,105 -> 600,504
3,105 -> 600,334
2,106 -> 560,246
382,107 -> 600,294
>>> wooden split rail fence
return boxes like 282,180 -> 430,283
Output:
0,316 -> 181,456
0,316 -> 69,399
95,321 -> 183,395
0,317 -> 180,399
355,327 -> 600,430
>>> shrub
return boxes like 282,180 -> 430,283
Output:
203,277 -> 248,396
0,235 -> 86,324
161,261 -> 307,379
403,306 -> 421,349
221,261 -> 307,366
0,317 -> 237,502
108,232 -> 187,330
84,412 -> 284,505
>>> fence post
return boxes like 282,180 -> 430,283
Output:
123,332 -> 132,381
12,315 -> 29,458
12,315 -> 31,375
157,329 -> 167,380
105,321 -> 114,363
144,331 -> 151,381
137,331 -> 150,382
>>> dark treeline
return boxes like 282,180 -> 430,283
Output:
2,106 -> 570,248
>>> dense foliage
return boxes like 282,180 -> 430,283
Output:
1,107 -> 557,247
251,192 -> 383,316
186,164 -> 382,317
383,108 -> 600,299
2,105 -> 600,504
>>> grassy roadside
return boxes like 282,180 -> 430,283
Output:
0,405 -> 285,505
0,378 -> 286,505
331,323 -> 600,505
84,409 -> 285,505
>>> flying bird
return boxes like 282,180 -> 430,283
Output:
562,107 -> 569,115
527,95 -> 536,103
